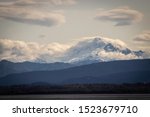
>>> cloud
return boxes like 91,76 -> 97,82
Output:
0,0 -> 76,6
0,0 -> 70,27
19,0 -> 76,6
133,31 -> 150,51
0,6 -> 65,27
0,39 -> 70,62
97,50 -> 139,61
39,34 -> 46,39
133,31 -> 150,43
95,7 -> 143,26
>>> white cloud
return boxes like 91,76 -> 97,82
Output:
134,31 -> 150,43
0,6 -> 65,27
80,36 -> 127,48
97,50 -> 140,61
95,7 -> 143,26
0,39 -> 70,62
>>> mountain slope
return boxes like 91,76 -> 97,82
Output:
62,37 -> 145,64
0,59 -> 150,86
0,60 -> 74,78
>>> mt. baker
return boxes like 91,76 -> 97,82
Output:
0,36 -> 148,63
61,37 -> 145,64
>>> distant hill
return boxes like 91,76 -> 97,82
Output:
0,59 -> 150,86
0,60 -> 74,78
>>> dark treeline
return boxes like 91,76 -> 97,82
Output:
0,83 -> 150,95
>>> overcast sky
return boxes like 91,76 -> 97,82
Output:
0,0 -> 150,51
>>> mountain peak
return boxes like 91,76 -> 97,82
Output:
63,36 -> 145,63
93,37 -> 102,42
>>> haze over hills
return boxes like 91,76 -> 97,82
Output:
0,59 -> 150,86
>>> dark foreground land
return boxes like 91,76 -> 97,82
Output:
0,94 -> 150,100
0,83 -> 150,100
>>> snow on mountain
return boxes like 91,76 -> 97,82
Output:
62,36 -> 145,64
0,36 -> 148,64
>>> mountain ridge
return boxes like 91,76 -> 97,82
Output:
0,59 -> 150,86
0,60 -> 74,78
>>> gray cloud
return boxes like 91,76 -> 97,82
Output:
20,0 -> 76,6
134,31 -> 150,43
0,0 -> 76,6
0,0 -> 71,27
95,7 -> 143,26
0,6 -> 65,27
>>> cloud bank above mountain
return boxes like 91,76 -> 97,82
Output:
95,7 -> 143,26
0,36 -> 149,63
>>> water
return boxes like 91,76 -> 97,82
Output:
0,94 -> 150,100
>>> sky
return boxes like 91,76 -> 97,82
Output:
0,0 -> 150,60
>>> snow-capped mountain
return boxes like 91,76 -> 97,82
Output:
62,36 -> 145,64
0,36 -> 148,64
